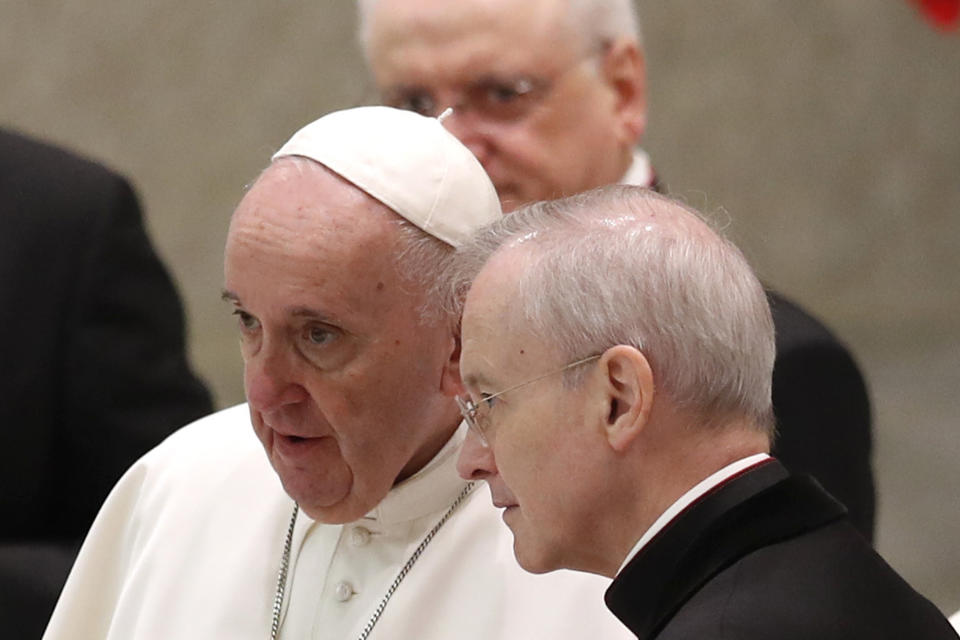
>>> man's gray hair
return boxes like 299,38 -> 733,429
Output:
450,185 -> 776,433
267,156 -> 457,326
564,0 -> 642,50
356,0 -> 642,58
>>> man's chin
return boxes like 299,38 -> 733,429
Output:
493,179 -> 557,214
512,539 -> 557,575
293,490 -> 379,524
494,183 -> 531,213
508,519 -> 559,574
498,193 -> 527,213
274,466 -> 360,523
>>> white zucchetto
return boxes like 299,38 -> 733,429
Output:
273,106 -> 501,247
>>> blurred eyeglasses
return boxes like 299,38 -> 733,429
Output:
381,50 -> 602,123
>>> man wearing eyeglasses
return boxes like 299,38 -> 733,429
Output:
359,0 -> 876,542
451,185 -> 956,639
42,107 -> 632,639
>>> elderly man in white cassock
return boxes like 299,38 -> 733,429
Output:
42,107 -> 631,640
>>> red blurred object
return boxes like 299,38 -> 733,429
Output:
911,0 -> 960,30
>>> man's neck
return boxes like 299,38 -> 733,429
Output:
601,420 -> 771,577
613,452 -> 772,577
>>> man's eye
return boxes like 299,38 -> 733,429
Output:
479,393 -> 498,409
483,78 -> 535,104
305,325 -> 337,346
233,310 -> 259,332
486,84 -> 522,103
392,92 -> 436,117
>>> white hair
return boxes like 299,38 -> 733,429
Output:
356,0 -> 642,59
449,185 -> 776,433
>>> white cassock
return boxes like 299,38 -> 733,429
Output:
43,404 -> 632,640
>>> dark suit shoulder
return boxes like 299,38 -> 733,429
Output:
1,128 -> 136,253
662,520 -> 958,639
764,288 -> 875,541
0,128 -> 123,182
0,129 -> 212,535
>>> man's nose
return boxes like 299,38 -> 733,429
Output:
244,343 -> 308,412
457,429 -> 497,481
440,109 -> 493,165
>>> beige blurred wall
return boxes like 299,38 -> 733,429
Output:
2,0 -> 958,611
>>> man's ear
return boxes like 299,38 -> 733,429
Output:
600,37 -> 647,144
440,325 -> 464,396
597,345 -> 654,452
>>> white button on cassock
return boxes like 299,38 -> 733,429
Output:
334,581 -> 354,602
350,526 -> 372,547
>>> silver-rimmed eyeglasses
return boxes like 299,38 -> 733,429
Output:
456,354 -> 600,447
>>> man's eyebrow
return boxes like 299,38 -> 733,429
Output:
289,306 -> 337,323
220,293 -> 337,323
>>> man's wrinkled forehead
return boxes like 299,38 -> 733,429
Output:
229,159 -> 399,250
224,165 -> 412,321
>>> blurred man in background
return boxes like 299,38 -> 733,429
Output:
359,0 -> 876,540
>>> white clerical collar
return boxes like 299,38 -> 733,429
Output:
363,421 -> 471,525
294,421 -> 469,537
620,149 -> 654,188
616,453 -> 772,576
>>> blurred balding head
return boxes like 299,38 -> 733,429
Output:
360,0 -> 647,212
